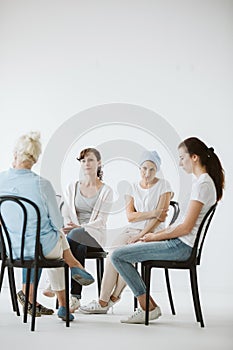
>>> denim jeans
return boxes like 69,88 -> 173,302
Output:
22,268 -> 42,284
111,238 -> 192,298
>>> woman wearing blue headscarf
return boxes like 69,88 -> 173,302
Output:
79,149 -> 173,314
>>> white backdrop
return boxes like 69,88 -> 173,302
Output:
0,0 -> 232,293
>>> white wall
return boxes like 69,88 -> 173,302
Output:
0,0 -> 232,292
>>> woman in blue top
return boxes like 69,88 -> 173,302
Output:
111,137 -> 225,324
0,131 -> 94,321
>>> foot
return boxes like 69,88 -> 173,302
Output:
69,296 -> 81,313
37,304 -> 54,315
109,297 -> 120,308
43,284 -> 55,298
120,306 -> 162,324
17,290 -> 41,317
71,267 -> 95,286
57,306 -> 74,321
79,300 -> 110,314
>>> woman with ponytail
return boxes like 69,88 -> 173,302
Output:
44,148 -> 113,312
111,137 -> 225,324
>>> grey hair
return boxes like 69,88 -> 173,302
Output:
14,131 -> 42,164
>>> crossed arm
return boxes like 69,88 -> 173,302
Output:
140,200 -> 204,242
126,192 -> 172,243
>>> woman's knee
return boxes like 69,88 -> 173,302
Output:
111,249 -> 121,266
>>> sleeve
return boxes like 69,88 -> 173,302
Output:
40,178 -> 64,230
82,186 -> 113,231
160,179 -> 174,199
61,184 -> 73,226
125,183 -> 134,198
190,182 -> 210,205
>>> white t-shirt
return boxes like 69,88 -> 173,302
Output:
180,173 -> 217,248
126,178 -> 173,231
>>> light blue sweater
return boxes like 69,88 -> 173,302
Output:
0,168 -> 63,258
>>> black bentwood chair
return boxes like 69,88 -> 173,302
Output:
0,195 -> 70,331
142,203 -> 217,327
134,200 -> 180,311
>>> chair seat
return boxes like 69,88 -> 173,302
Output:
6,258 -> 67,269
143,257 -> 197,269
86,251 -> 108,259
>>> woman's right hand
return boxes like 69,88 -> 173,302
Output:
63,222 -> 81,234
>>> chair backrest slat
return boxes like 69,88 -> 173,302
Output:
168,201 -> 180,226
0,195 -> 41,264
190,203 -> 217,265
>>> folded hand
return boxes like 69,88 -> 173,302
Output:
63,222 -> 81,234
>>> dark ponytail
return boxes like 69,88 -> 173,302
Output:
179,137 -> 225,201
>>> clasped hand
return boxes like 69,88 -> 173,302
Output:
127,232 -> 157,244
140,232 -> 157,242
63,221 -> 81,234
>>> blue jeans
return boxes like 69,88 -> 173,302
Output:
22,268 -> 42,284
111,238 -> 192,298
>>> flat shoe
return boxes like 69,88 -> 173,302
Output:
38,304 -> 54,315
57,306 -> 74,321
71,267 -> 95,286
17,290 -> 41,317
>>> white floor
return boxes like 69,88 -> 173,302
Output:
0,277 -> 232,350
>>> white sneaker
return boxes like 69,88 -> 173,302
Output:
120,306 -> 162,324
69,296 -> 81,312
79,300 -> 110,314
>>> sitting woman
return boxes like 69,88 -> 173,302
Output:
45,148 -> 113,312
111,137 -> 225,324
79,149 -> 173,314
0,131 -> 94,321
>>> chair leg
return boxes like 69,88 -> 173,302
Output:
189,267 -> 204,327
7,267 -> 16,312
145,266 -> 151,326
0,260 -> 6,292
31,267 -> 39,331
8,267 -> 20,316
134,263 -> 138,310
65,265 -> 70,327
96,258 -> 104,297
164,268 -> 176,315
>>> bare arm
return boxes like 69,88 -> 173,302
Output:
128,192 -> 172,243
125,195 -> 167,223
140,192 -> 171,235
141,200 -> 203,242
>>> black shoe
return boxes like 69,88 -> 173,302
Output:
17,290 -> 41,317
37,304 -> 54,315
27,303 -> 42,317
17,290 -> 26,306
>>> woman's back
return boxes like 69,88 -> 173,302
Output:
0,168 -> 62,258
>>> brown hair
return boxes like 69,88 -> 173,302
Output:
179,137 -> 225,201
77,148 -> 103,180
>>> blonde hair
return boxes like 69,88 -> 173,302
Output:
14,131 -> 42,164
